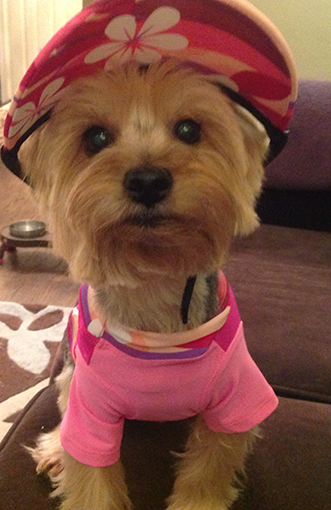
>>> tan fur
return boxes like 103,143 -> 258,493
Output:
167,418 -> 259,510
21,61 -> 267,292
52,452 -> 132,510
28,365 -> 73,477
21,60 -> 269,509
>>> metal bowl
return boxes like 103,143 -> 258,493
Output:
9,221 -> 46,239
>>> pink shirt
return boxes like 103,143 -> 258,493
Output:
60,279 -> 278,467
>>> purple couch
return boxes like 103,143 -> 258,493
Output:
258,79 -> 331,232
0,80 -> 330,510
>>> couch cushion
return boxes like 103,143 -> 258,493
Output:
225,224 -> 331,403
264,79 -> 331,190
233,397 -> 331,510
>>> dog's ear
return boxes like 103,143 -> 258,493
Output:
18,125 -> 55,214
231,104 -> 270,236
233,103 -> 270,166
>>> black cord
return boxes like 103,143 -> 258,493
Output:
1,109 -> 52,181
181,276 -> 197,324
217,84 -> 289,165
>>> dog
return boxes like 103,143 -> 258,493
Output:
1,0 -> 297,507
18,60 -> 276,510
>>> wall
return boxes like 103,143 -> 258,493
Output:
0,0 -> 82,103
250,0 -> 331,80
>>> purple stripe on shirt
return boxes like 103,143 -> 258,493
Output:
102,330 -> 208,360
80,284 -> 91,325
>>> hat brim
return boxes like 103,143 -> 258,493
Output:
1,0 -> 297,171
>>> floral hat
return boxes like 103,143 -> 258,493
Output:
1,0 -> 297,178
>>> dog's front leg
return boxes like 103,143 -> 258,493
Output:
167,416 -> 258,510
30,363 -> 132,509
52,451 -> 132,510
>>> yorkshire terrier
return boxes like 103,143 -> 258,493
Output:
19,60 -> 276,510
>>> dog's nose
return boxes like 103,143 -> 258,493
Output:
124,166 -> 173,207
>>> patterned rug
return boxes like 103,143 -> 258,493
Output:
0,301 -> 71,441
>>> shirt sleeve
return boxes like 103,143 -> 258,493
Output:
60,351 -> 124,467
203,322 -> 278,433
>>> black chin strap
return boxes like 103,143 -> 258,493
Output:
0,109 -> 52,183
218,84 -> 289,165
181,276 -> 197,324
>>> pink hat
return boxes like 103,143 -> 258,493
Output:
1,0 -> 297,177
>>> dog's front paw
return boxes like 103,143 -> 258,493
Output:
34,450 -> 64,478
27,425 -> 64,480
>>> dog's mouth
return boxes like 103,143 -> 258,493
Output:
123,212 -> 176,229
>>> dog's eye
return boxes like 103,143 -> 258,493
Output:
82,126 -> 113,155
174,119 -> 201,145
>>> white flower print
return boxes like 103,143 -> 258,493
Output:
0,302 -> 71,374
84,7 -> 188,67
8,77 -> 65,139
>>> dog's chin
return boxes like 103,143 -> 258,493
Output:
75,210 -> 231,288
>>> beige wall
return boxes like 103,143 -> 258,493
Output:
0,0 -> 82,103
250,0 -> 331,80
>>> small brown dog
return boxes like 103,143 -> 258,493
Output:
1,1 -> 297,508
21,61 -> 268,510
